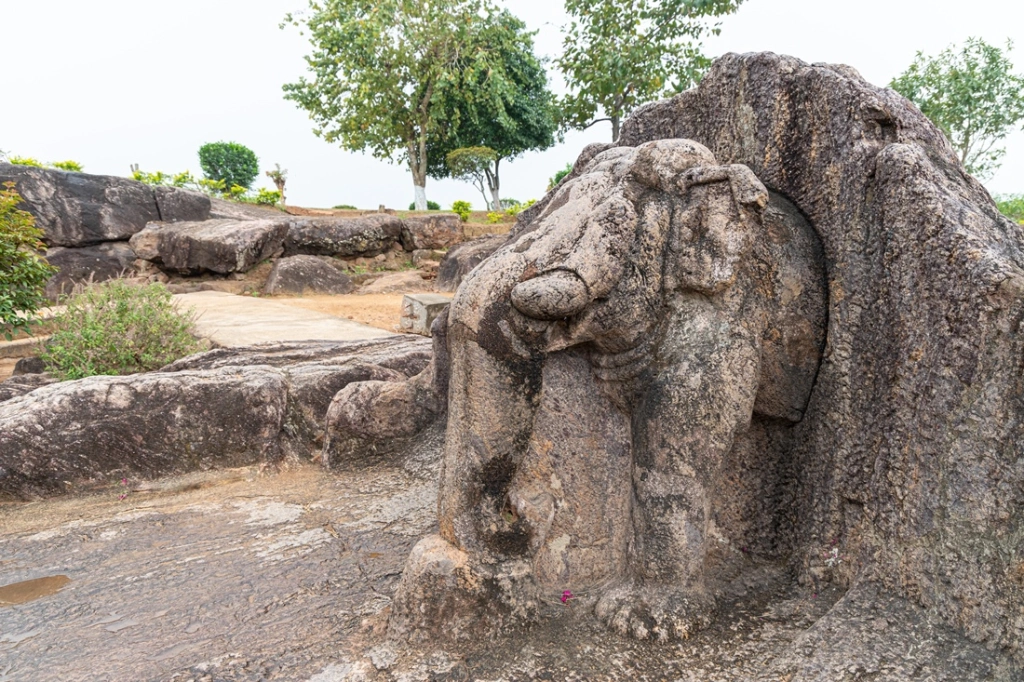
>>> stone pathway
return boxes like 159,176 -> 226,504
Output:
174,292 -> 395,347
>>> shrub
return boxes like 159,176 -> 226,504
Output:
499,198 -> 521,210
42,280 -> 205,380
504,199 -> 537,218
333,204 -> 358,210
408,200 -> 441,211
486,211 -> 504,224
0,182 -> 57,340
198,141 -> 260,191
50,160 -> 84,172
7,155 -> 44,168
996,194 -> 1024,223
547,163 -> 573,191
265,164 -> 287,205
451,200 -> 472,222
254,188 -> 282,206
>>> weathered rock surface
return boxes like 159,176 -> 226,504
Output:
0,367 -> 287,499
0,163 -> 209,246
43,241 -> 138,298
330,52 -> 1024,671
284,215 -> 407,257
436,233 -> 507,292
262,255 -> 354,295
360,270 -> 434,294
0,373 -> 57,403
400,213 -> 464,250
129,218 -> 290,274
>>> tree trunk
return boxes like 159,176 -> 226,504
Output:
414,185 -> 427,211
487,159 -> 501,211
409,138 -> 429,211
612,115 -> 621,142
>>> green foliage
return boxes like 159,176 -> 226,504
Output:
547,163 -> 574,191
409,201 -> 441,211
283,1 -> 549,210
333,204 -> 358,210
0,182 -> 57,340
890,38 -> 1024,179
254,188 -> 282,206
995,194 -> 1024,223
503,198 -> 535,217
499,198 -> 521,210
451,200 -> 472,222
50,160 -> 84,172
426,10 -> 559,208
446,147 -> 499,209
198,141 -> 260,191
557,0 -> 743,141
7,156 -> 45,168
486,211 -> 504,224
42,280 -> 205,380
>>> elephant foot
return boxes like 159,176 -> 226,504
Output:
594,581 -> 715,642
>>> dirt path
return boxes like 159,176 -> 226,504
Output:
270,293 -> 434,334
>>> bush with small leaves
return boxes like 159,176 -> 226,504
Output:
409,200 -> 441,211
7,156 -> 44,168
547,163 -> 573,191
198,141 -> 260,191
42,280 -> 206,380
254,188 -> 282,206
486,212 -> 504,224
0,182 -> 57,340
50,160 -> 84,172
451,200 -> 472,222
333,204 -> 358,210
996,194 -> 1024,223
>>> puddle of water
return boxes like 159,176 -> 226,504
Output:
0,575 -> 71,606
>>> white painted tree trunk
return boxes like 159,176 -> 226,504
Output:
414,185 -> 427,211
490,187 -> 501,212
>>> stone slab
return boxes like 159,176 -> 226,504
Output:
399,294 -> 452,336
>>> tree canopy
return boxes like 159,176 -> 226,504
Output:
283,0 -> 545,210
556,0 -> 743,141
890,38 -> 1024,179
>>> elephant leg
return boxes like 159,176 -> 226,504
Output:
596,307 -> 762,641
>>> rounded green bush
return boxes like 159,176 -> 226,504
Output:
408,200 -> 441,211
42,280 -> 206,380
198,141 -> 260,191
0,182 -> 56,340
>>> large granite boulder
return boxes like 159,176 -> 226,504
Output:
263,255 -> 354,295
284,215 -> 406,257
0,337 -> 433,499
331,52 -> 1023,673
400,214 -> 464,250
43,241 -> 138,299
130,218 -> 290,274
0,367 -> 288,499
436,233 -> 507,292
0,164 -> 209,246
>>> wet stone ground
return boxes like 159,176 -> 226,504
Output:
0,441 -> 1013,681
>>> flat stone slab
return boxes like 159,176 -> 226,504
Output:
174,291 -> 393,347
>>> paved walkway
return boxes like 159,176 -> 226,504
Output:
173,291 -> 394,347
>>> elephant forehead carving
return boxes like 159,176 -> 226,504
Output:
451,139 -> 827,421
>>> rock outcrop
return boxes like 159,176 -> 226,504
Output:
0,163 -> 209,247
400,214 -> 464,250
263,255 -> 354,295
43,241 -> 138,298
330,52 -> 1023,672
0,337 -> 432,499
436,233 -> 507,292
284,215 -> 407,258
129,218 -> 290,274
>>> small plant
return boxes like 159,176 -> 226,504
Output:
451,200 -> 472,222
996,194 -> 1024,223
42,280 -> 206,380
7,156 -> 45,168
408,200 -> 441,211
486,211 -> 504,224
254,188 -> 282,206
0,182 -> 57,340
50,160 -> 84,172
333,204 -> 358,210
547,163 -> 573,191
265,164 -> 288,205
198,141 -> 260,191
504,199 -> 537,218
500,198 -> 521,210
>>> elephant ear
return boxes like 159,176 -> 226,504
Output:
664,164 -> 769,296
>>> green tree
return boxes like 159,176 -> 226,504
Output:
556,0 -> 743,141
283,0 -> 529,210
0,182 -> 57,340
198,142 -> 260,191
446,147 -> 498,210
427,10 -> 558,208
890,38 -> 1024,179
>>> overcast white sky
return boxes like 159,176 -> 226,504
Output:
3,0 -> 1023,209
